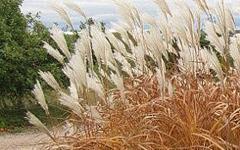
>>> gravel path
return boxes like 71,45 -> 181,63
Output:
0,131 -> 49,150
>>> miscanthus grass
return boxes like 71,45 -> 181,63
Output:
28,0 -> 240,149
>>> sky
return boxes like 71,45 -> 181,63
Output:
21,0 -> 240,29
21,0 -> 161,28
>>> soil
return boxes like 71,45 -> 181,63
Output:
0,131 -> 49,150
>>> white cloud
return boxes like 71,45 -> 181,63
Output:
21,0 -> 118,27
21,0 -> 240,28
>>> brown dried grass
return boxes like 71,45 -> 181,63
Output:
48,73 -> 240,149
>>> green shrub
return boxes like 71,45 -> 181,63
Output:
0,0 -> 66,107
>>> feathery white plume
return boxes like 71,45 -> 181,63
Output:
26,112 -> 54,140
75,29 -> 91,58
51,1 -> 73,29
111,22 -> 132,48
59,92 -> 84,117
43,41 -> 65,64
39,71 -> 61,91
178,44 -> 199,73
144,28 -> 169,64
91,26 -> 114,64
195,0 -> 209,13
205,22 -> 225,55
64,0 -> 86,18
100,68 -> 111,82
112,0 -> 142,29
106,31 -> 128,56
87,74 -> 105,99
50,25 -> 71,59
156,68 -> 165,94
110,73 -> 124,92
32,80 -> 49,115
156,59 -> 166,96
230,35 -> 240,71
63,50 -> 86,94
132,46 -> 145,73
202,49 -> 224,80
154,0 -> 172,17
168,81 -> 174,97
69,81 -> 79,100
142,13 -> 157,26
110,72 -> 129,105
113,52 -> 133,78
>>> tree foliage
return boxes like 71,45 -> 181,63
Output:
0,0 -> 64,106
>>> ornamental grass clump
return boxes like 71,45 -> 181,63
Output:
27,0 -> 240,149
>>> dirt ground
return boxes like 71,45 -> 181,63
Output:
0,131 -> 49,150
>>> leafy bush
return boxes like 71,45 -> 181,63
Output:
0,0 -> 67,107
0,104 -> 67,131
